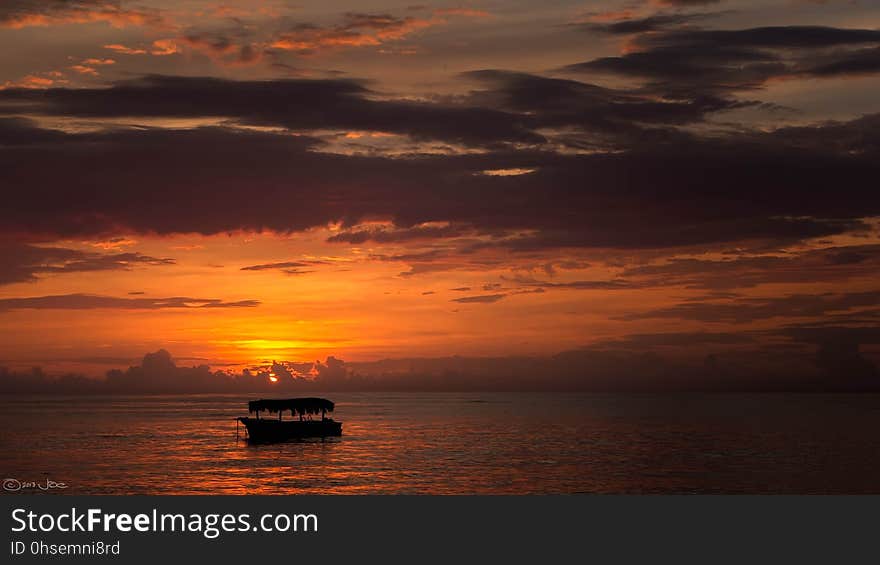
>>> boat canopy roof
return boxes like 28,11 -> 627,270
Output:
249,397 -> 334,415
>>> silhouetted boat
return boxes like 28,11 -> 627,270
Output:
237,398 -> 342,443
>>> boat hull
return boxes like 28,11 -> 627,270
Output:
237,417 -> 342,443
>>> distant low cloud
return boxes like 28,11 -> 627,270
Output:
598,331 -> 755,348
3,336 -> 878,393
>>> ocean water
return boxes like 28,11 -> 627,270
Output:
2,393 -> 880,494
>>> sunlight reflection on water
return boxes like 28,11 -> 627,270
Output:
2,392 -> 880,494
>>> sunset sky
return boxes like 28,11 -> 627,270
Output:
1,0 -> 879,386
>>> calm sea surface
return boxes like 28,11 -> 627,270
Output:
2,393 -> 880,494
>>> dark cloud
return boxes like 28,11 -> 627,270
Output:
0,116 -> 71,145
575,12 -> 716,35
240,260 -> 326,275
513,277 -> 634,291
241,261 -> 323,271
780,322 -> 880,346
814,339 -> 879,382
568,47 -> 782,95
0,242 -> 174,285
804,46 -> 880,78
621,291 -> 880,323
634,26 -> 880,49
0,69 -> 765,155
1,76 -> 879,252
451,293 -> 506,304
598,332 -> 754,348
621,245 -> 880,290
0,293 -> 260,311
0,75 -> 542,147
4,339 -> 878,392
464,70 -> 754,139
654,0 -> 723,5
327,224 -> 467,243
466,218 -> 865,253
374,250 -> 448,263
566,26 -> 880,95
104,349 -> 236,393
776,322 -> 880,387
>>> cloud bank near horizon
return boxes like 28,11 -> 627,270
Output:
2,335 -> 878,393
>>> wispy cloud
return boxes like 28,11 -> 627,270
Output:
0,294 -> 260,311
451,293 -> 506,304
0,0 -> 167,29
